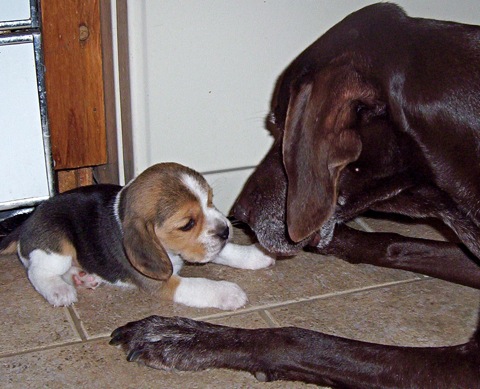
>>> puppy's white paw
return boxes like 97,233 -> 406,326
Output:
212,280 -> 248,310
243,244 -> 276,270
39,278 -> 78,307
173,277 -> 248,310
214,243 -> 275,270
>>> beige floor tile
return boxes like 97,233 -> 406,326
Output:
72,228 -> 419,339
268,278 -> 480,347
206,310 -> 271,328
71,292 -> 272,338
198,252 -> 418,304
0,255 -> 81,356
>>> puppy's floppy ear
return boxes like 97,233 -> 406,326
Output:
283,65 -> 376,242
123,217 -> 173,281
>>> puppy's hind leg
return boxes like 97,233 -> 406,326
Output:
22,249 -> 78,306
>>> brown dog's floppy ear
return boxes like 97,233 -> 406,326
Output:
123,217 -> 173,281
283,65 -> 372,242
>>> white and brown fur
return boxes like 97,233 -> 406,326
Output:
0,163 -> 275,310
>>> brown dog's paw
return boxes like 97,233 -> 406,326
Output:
110,316 -> 222,371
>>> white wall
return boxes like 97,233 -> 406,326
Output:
124,0 -> 480,213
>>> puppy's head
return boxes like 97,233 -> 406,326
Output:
118,163 -> 231,280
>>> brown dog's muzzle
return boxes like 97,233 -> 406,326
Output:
232,137 -> 310,255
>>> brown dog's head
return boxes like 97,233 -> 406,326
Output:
232,4 -> 416,255
232,64 -> 379,254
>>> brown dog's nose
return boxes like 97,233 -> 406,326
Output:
231,197 -> 253,225
231,202 -> 247,224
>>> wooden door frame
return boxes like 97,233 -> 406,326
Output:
94,0 -> 120,185
41,0 -> 122,190
111,0 -> 134,184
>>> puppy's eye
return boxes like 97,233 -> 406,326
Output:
179,219 -> 195,232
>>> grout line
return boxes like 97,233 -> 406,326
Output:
194,277 -> 428,321
66,305 -> 88,342
354,217 -> 375,232
258,309 -> 281,328
63,306 -> 82,341
0,337 -> 107,360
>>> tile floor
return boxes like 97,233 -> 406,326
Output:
1,214 -> 479,388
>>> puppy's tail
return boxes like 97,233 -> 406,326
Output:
0,211 -> 32,254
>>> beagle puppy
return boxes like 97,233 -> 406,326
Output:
0,163 -> 275,310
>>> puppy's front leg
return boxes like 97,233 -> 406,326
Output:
164,275 -> 247,310
212,243 -> 275,270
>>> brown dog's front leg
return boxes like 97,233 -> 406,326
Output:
314,224 -> 480,289
110,315 -> 480,388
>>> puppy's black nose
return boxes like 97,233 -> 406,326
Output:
217,226 -> 230,241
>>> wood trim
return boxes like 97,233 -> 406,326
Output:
57,168 -> 94,193
116,0 -> 134,183
94,0 -> 120,184
41,0 -> 107,170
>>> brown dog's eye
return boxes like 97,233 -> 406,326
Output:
179,219 -> 195,232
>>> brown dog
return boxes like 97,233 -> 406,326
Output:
110,4 -> 480,387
